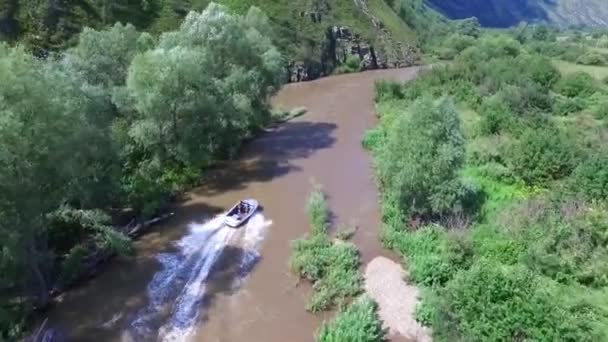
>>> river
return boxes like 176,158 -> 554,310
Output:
45,68 -> 421,342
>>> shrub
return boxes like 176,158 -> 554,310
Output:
555,72 -> 598,98
316,296 -> 386,342
497,83 -> 552,116
334,55 -> 361,74
58,244 -> 88,286
477,97 -> 515,135
553,95 -> 588,116
436,260 -> 600,341
505,126 -> 578,185
592,100 -> 608,120
576,52 -> 607,66
377,97 -> 467,218
361,127 -> 384,151
374,80 -> 403,102
572,153 -> 608,201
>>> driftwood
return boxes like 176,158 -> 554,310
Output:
126,212 -> 175,238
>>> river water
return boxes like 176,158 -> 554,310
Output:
46,68 -> 420,341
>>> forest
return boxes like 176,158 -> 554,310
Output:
366,23 -> 608,341
0,3 -> 283,338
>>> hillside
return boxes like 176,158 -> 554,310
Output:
0,0 -> 424,80
425,0 -> 608,28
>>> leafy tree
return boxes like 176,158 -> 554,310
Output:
378,96 -> 467,218
63,23 -> 147,89
120,4 -> 284,170
0,44 -> 95,307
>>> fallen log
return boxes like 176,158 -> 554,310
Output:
127,212 -> 175,238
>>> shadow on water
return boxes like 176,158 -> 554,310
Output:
196,121 -> 337,196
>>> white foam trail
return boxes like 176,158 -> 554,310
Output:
128,212 -> 270,341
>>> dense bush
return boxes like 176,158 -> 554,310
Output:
505,126 -> 578,185
477,97 -> 515,135
572,153 -> 608,201
576,52 -> 607,66
437,260 -> 601,342
555,72 -> 598,98
377,96 -> 468,218
316,296 -> 386,342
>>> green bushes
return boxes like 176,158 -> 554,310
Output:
572,153 -> 608,200
437,260 -> 599,342
505,126 -> 578,185
576,52 -> 608,66
291,187 -> 362,312
316,296 -> 386,342
370,32 -> 608,342
555,71 -> 598,98
377,96 -> 469,218
334,56 -> 362,74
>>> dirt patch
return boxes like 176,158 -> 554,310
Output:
364,256 -> 432,342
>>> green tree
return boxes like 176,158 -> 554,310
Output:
378,97 -> 466,218
0,44 -> 94,307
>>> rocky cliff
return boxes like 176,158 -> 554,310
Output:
286,0 -> 420,82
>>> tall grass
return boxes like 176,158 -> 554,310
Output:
291,186 -> 362,312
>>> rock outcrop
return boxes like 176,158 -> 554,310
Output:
287,0 -> 420,82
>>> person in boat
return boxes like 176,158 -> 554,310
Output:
238,202 -> 247,215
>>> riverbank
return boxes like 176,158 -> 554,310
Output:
43,68 -> 421,342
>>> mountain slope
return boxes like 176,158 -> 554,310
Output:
425,0 -> 608,27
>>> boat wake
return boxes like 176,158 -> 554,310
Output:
128,213 -> 271,341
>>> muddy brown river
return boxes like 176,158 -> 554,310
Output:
46,68 -> 420,342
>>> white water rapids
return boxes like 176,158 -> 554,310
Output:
127,213 -> 271,341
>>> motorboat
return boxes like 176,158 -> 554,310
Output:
224,199 -> 259,227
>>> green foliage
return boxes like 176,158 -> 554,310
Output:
555,71 -> 598,98
572,152 -> 608,201
307,185 -> 330,235
477,97 -> 515,135
553,95 -> 588,116
291,187 -> 362,312
316,296 -> 386,342
374,80 -> 404,102
377,96 -> 468,218
576,52 -> 608,66
505,126 -> 578,185
58,244 -> 88,286
438,260 -> 601,342
0,4 -> 284,337
370,30 -> 608,342
334,55 -> 361,75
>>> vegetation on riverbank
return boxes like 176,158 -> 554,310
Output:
316,296 -> 386,342
291,186 -> 385,341
0,3 -> 283,338
290,186 -> 362,312
366,28 -> 608,341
